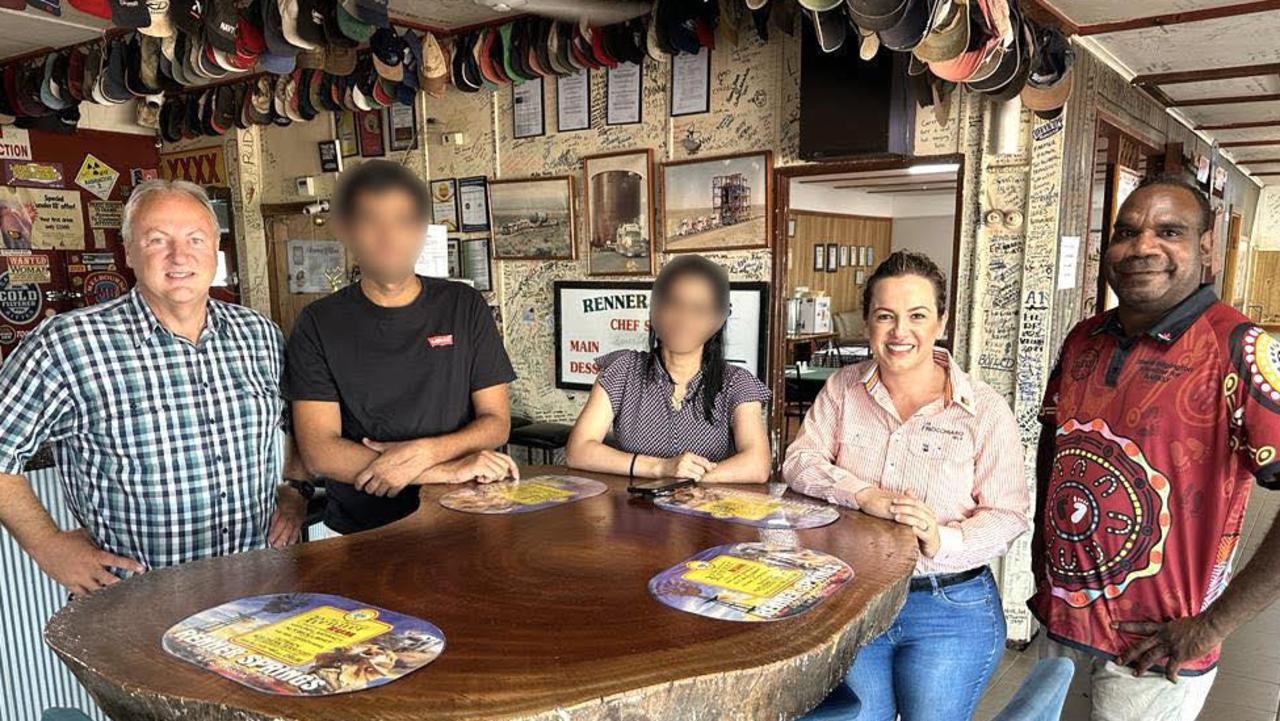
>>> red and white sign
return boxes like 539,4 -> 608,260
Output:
427,334 -> 454,347
0,127 -> 32,162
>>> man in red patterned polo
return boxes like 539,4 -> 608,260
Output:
1031,176 -> 1280,720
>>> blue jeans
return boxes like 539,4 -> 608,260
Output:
803,567 -> 1006,721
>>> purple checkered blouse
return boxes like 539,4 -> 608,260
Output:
595,350 -> 771,461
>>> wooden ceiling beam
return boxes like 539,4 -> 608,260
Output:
1196,120 -> 1280,130
1220,139 -> 1280,148
1236,157 -> 1280,163
1076,1 -> 1280,36
1133,63 -> 1280,86
1169,93 -> 1280,107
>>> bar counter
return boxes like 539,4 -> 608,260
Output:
44,467 -> 918,721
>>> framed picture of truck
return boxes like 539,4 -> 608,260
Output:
583,149 -> 655,276
489,176 -> 576,260
659,150 -> 772,253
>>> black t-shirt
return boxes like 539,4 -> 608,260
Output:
283,276 -> 516,533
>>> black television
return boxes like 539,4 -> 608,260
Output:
798,25 -> 916,160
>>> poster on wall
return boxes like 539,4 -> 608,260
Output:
670,47 -> 711,117
75,154 -> 120,201
0,187 -> 85,250
430,178 -> 459,231
387,103 -> 417,151
556,71 -> 590,132
335,111 -> 359,157
159,145 -> 228,186
460,237 -> 492,292
3,161 -> 64,188
554,280 -> 769,390
0,126 -> 32,161
414,224 -> 450,278
162,592 -> 445,696
606,62 -> 642,126
87,200 -> 124,230
287,240 -> 346,294
357,109 -> 385,157
512,77 -> 545,139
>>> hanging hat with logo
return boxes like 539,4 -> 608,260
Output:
204,0 -> 239,53
370,27 -> 405,81
419,31 -> 448,96
109,0 -> 151,29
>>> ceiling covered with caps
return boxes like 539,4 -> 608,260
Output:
1034,0 -> 1280,186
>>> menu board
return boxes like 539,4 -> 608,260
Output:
162,593 -> 444,696
554,280 -> 768,390
649,543 -> 853,622
654,487 -> 840,529
439,475 -> 607,514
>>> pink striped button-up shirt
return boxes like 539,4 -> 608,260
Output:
783,350 -> 1030,576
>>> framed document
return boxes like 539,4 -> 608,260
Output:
670,47 -> 711,117
606,63 -> 642,126
334,111 -> 358,157
461,237 -> 493,292
513,77 -> 545,139
826,243 -> 838,272
387,103 -> 417,151
556,71 -> 590,132
430,178 -> 459,232
356,109 -> 385,157
458,176 -> 490,232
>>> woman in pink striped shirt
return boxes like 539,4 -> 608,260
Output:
787,251 -> 1029,721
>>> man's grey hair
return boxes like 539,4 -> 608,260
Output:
121,179 -> 220,243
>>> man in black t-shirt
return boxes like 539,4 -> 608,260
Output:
284,161 -> 519,534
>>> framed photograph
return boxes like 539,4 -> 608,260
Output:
317,140 -> 341,173
855,269 -> 866,285
334,111 -> 358,157
513,77 -> 546,139
556,71 -> 590,132
555,280 -> 769,390
387,103 -> 417,151
605,63 -> 642,126
813,245 -> 824,271
430,178 -> 459,232
826,243 -> 838,272
660,150 -> 772,252
458,176 -> 490,232
489,175 -> 576,260
670,46 -> 711,117
460,237 -> 493,292
356,109 -> 385,157
866,246 -> 875,267
839,245 -> 849,267
583,149 -> 654,276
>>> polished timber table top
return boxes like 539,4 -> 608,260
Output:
45,467 -> 917,721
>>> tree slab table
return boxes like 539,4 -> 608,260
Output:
45,467 -> 918,721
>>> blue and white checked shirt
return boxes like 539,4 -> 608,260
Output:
0,288 -> 286,572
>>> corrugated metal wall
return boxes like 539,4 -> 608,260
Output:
1,468 -> 106,721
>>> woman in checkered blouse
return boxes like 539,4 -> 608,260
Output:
565,255 -> 772,483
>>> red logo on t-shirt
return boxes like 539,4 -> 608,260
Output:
427,334 -> 454,347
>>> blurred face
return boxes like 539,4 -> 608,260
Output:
124,191 -> 218,308
337,188 -> 426,282
1104,185 -> 1210,315
866,274 -> 945,375
653,274 -> 725,355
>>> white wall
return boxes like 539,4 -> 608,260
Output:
890,215 -> 955,274
789,182 -> 894,216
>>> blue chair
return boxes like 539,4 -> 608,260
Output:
42,710 -> 95,721
991,658 -> 1075,721
801,682 -> 862,721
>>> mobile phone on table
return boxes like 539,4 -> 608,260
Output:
627,478 -> 695,497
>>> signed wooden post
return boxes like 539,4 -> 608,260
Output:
45,469 -> 917,721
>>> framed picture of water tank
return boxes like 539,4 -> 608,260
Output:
583,149 -> 655,276
659,150 -> 772,253
488,176 -> 576,260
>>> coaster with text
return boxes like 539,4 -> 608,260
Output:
654,486 -> 839,529
439,475 -> 607,514
162,593 -> 444,696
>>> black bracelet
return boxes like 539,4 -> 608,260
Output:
629,453 -> 639,480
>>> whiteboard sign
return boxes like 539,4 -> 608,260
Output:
554,281 -> 769,390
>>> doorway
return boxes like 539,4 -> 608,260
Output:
770,154 -> 964,451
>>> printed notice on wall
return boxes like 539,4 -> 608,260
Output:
513,77 -> 545,139
1056,236 -> 1081,290
606,63 -> 642,125
287,240 -> 345,294
556,71 -> 590,131
0,187 -> 85,250
670,47 -> 710,116
414,224 -> 449,278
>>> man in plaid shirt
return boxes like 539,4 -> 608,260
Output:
0,179 -> 308,596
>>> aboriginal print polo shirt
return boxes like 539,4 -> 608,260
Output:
0,288 -> 286,574
1031,285 -> 1280,674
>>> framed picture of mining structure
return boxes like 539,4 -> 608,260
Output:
488,175 -> 576,260
659,150 -> 772,253
583,149 -> 655,276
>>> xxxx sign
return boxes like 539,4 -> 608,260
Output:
159,145 -> 228,186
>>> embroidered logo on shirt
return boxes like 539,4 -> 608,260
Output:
427,334 -> 454,348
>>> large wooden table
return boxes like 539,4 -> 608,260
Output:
45,467 -> 917,721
